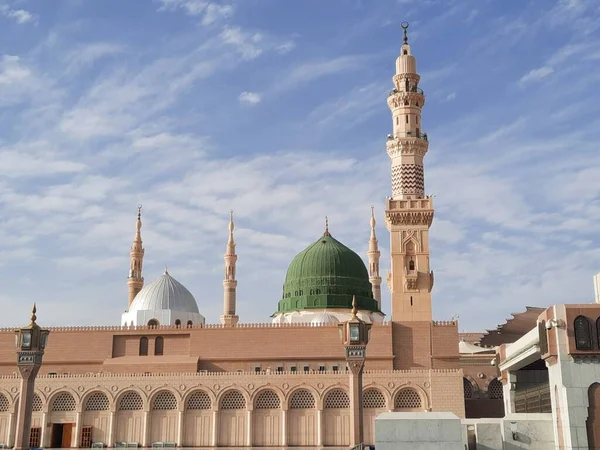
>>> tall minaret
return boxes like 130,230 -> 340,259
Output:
367,206 -> 382,309
127,205 -> 145,307
220,210 -> 239,326
385,23 -> 435,322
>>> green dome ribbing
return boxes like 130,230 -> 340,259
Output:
277,233 -> 379,314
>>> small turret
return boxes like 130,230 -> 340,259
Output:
127,205 -> 145,307
220,210 -> 239,326
367,206 -> 382,308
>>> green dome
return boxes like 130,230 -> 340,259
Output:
277,232 -> 379,314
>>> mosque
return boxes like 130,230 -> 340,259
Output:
0,27 -> 505,448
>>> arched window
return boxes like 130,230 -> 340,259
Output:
0,394 -> 9,412
408,259 -> 415,271
187,320 -> 193,328
394,388 -> 422,410
147,319 -> 158,327
139,337 -> 148,356
175,319 -> 181,327
155,337 -> 164,356
463,378 -> 473,399
596,317 -> 600,349
574,315 -> 592,350
488,379 -> 503,400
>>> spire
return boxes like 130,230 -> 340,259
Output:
127,205 -> 145,307
228,209 -> 235,247
30,303 -> 37,325
367,206 -> 382,309
221,209 -> 239,327
351,295 -> 358,317
324,216 -> 331,236
401,21 -> 409,45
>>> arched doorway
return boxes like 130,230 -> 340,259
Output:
49,392 -> 77,448
83,392 -> 111,445
323,389 -> 351,446
363,388 -> 387,445
587,383 -> 600,449
150,391 -> 178,444
287,389 -> 317,446
252,390 -> 282,446
183,390 -> 212,447
218,390 -> 246,446
115,391 -> 144,445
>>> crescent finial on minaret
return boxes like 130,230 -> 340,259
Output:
401,21 -> 409,45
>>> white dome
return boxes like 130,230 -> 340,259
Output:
129,271 -> 199,314
310,311 -> 340,325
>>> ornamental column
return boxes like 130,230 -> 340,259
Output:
220,210 -> 239,326
127,205 -> 145,307
385,22 -> 434,322
13,305 -> 50,450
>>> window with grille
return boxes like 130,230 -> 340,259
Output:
155,336 -> 164,356
29,427 -> 41,448
152,391 -> 177,410
539,321 -> 548,354
51,392 -> 76,412
255,390 -> 281,409
324,389 -> 350,409
0,394 -> 9,412
394,389 -> 422,409
463,378 -> 473,399
488,379 -> 503,400
574,315 -> 592,350
289,389 -> 315,409
118,391 -> 143,411
363,389 -> 386,409
139,337 -> 148,356
186,391 -> 211,410
80,426 -> 92,448
85,392 -> 110,411
220,390 -> 246,410
32,394 -> 43,412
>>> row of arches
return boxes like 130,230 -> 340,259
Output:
0,386 -> 426,447
0,385 -> 424,413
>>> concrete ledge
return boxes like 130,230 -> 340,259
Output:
375,412 -> 463,449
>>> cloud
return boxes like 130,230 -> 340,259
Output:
157,0 -> 234,25
0,5 -> 34,24
519,66 -> 554,85
238,91 -> 261,105
273,55 -> 368,92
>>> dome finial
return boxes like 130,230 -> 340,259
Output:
30,303 -> 37,325
401,21 -> 409,45
164,264 -> 168,275
351,295 -> 358,317
324,216 -> 330,236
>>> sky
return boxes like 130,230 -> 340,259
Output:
0,0 -> 599,333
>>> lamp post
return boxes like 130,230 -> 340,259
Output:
339,296 -> 371,447
14,304 -> 50,450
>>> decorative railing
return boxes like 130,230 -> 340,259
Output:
388,86 -> 424,96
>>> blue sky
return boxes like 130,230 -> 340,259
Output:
1,0 -> 599,332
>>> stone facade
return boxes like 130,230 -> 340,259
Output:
0,25 -> 497,448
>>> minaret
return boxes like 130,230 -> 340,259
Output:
367,206 -> 382,309
385,23 -> 435,322
220,210 -> 239,326
127,205 -> 145,307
